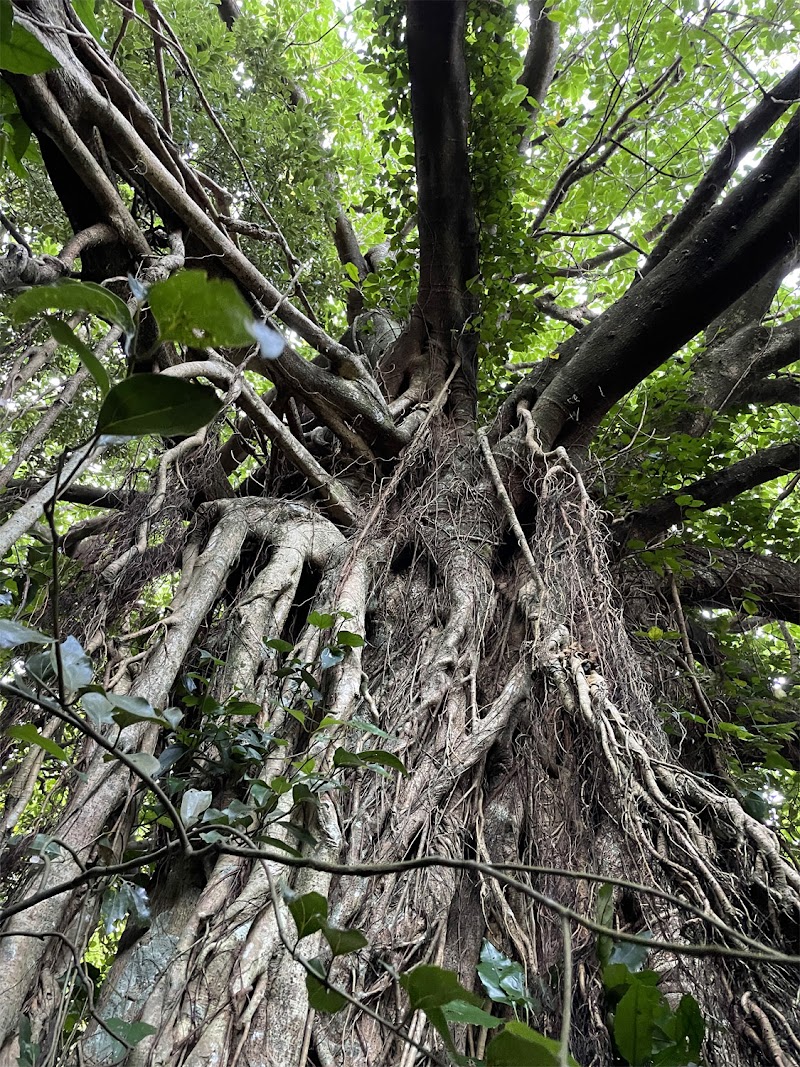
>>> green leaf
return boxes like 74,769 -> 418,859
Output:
613,980 -> 662,1064
608,933 -> 651,972
485,1020 -> 578,1066
321,924 -> 368,958
401,965 -> 481,1061
320,646 -> 344,669
81,691 -> 116,725
7,723 -> 69,762
287,890 -> 328,940
9,279 -> 134,337
332,747 -> 407,775
126,752 -> 161,779
595,883 -> 614,967
344,261 -> 360,282
0,619 -> 50,648
305,971 -> 347,1014
478,941 -> 531,1006
0,1 -> 12,45
602,964 -> 660,995
0,21 -> 59,74
95,375 -> 222,437
54,635 -> 93,693
46,316 -> 110,395
148,270 -> 255,347
265,638 -> 294,653
108,694 -> 161,726
400,965 -> 480,1013
102,1018 -> 157,1051
101,881 -> 151,934
308,611 -> 335,629
336,630 -> 365,648
16,1014 -> 39,1067
441,999 -> 500,1028
648,995 -> 705,1063
180,788 -> 213,827
71,0 -> 101,40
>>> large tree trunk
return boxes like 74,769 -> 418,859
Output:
1,2 -> 798,1066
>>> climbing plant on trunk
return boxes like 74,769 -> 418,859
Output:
0,1 -> 798,1065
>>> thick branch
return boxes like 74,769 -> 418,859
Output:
6,481 -> 138,509
680,316 -> 800,433
737,374 -> 800,408
405,0 -> 480,407
645,61 -> 800,274
628,441 -> 800,542
518,2 -> 559,153
680,545 -> 800,625
526,110 -> 800,448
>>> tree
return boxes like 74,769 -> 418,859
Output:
0,0 -> 798,1063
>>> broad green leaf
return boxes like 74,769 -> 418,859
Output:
95,375 -> 222,437
401,965 -> 480,1061
442,999 -> 500,1027
305,971 -> 346,1014
265,638 -> 294,653
7,723 -> 69,762
0,21 -> 59,74
180,788 -> 213,826
400,965 -> 481,1013
9,279 -> 134,336
485,1020 -> 578,1066
102,1018 -> 157,1052
101,881 -> 150,934
46,316 -> 110,394
126,752 -> 161,779
0,619 -> 50,648
477,941 -> 531,1006
286,890 -> 328,940
653,995 -> 704,1062
333,747 -> 407,774
3,113 -> 30,179
256,835 -> 302,857
596,883 -> 614,967
320,646 -> 344,669
71,0 -> 101,40
81,691 -> 116,725
322,924 -> 368,958
608,932 -> 651,972
53,635 -> 93,693
17,1014 -> 39,1067
148,270 -> 255,347
602,964 -> 660,994
0,1 -> 12,43
308,611 -> 335,629
335,630 -> 364,648
614,980 -> 662,1064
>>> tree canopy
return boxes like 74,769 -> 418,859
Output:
0,1 -> 799,1065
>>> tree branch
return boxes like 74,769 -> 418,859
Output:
737,374 -> 800,408
627,441 -> 800,542
518,1 -> 559,153
679,544 -> 800,625
645,61 -> 800,274
680,316 -> 800,433
400,0 -> 480,411
525,110 -> 800,449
